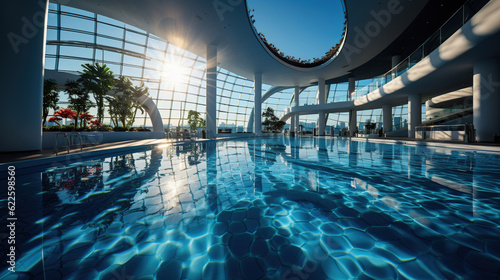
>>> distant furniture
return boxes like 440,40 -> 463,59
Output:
416,123 -> 475,143
218,128 -> 232,134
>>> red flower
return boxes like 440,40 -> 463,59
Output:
79,112 -> 94,121
48,116 -> 62,125
55,108 -> 77,120
89,119 -> 103,127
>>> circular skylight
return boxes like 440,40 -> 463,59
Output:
247,0 -> 347,68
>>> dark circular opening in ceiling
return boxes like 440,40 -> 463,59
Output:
246,0 -> 347,68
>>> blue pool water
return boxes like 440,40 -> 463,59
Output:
1,137 -> 500,279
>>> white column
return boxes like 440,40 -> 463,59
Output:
206,45 -> 217,138
0,0 -> 48,152
382,104 -> 392,133
348,77 -> 356,100
348,78 -> 357,136
473,58 -> 500,142
294,86 -> 300,134
317,78 -> 326,136
254,72 -> 262,136
408,94 -> 421,138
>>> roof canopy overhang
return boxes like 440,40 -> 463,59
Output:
53,0 -> 429,86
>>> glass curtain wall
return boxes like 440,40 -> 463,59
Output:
262,79 -> 421,134
45,3 -> 258,132
45,3 -> 422,134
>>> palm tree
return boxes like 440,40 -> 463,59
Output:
65,80 -> 93,129
129,82 -> 148,127
79,63 -> 115,123
43,79 -> 59,126
107,76 -> 146,128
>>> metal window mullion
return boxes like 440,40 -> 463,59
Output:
55,4 -> 61,71
92,13 -> 97,63
227,79 -> 237,129
141,33 -> 150,80
179,51 -> 191,128
119,27 -> 126,75
164,43 -> 174,128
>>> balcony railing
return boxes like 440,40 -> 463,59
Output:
351,0 -> 490,100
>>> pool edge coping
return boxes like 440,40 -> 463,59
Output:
2,135 -> 499,171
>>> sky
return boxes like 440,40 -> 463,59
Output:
247,0 -> 346,61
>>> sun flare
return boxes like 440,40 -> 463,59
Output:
162,60 -> 190,85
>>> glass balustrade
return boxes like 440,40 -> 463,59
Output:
350,0 -> 490,101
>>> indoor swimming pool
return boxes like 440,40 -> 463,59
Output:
1,137 -> 499,279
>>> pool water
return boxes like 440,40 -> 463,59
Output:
1,137 -> 500,279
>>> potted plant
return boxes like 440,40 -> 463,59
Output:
364,121 -> 377,134
187,110 -> 206,138
262,107 -> 285,133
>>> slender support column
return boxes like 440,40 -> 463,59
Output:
348,79 -> 357,136
0,0 -> 49,152
254,73 -> 262,136
317,78 -> 326,136
348,77 -> 356,100
349,110 -> 357,136
408,94 -> 421,138
473,58 -> 500,142
206,45 -> 217,138
382,104 -> 392,133
293,86 -> 300,134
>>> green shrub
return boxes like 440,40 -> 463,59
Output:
113,126 -> 129,132
95,125 -> 113,131
129,127 -> 151,132
43,125 -> 62,131
43,125 -> 113,132
43,125 -> 77,132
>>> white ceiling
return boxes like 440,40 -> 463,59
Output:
53,0 -> 429,86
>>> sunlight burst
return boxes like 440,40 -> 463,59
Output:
162,58 -> 190,85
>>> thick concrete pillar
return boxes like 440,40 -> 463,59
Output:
317,78 -> 326,136
349,110 -> 357,136
408,94 -> 422,138
473,58 -> 500,142
382,104 -> 392,133
348,77 -> 356,100
206,45 -> 217,138
254,73 -> 262,136
0,1 -> 49,152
